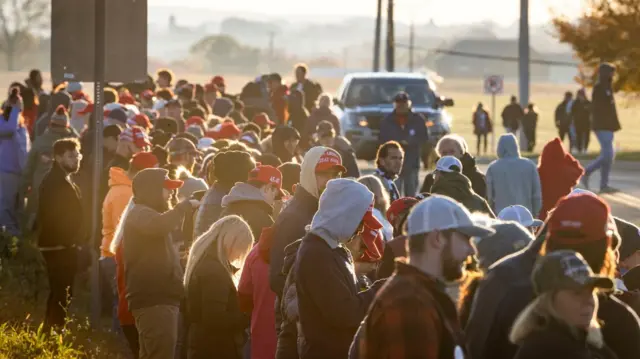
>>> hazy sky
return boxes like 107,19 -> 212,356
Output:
150,0 -> 585,25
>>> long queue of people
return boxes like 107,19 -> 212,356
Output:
0,63 -> 639,359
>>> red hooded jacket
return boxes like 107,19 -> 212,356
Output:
537,138 -> 585,221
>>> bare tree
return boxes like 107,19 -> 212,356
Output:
0,0 -> 49,71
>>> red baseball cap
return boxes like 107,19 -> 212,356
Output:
119,93 -> 136,105
359,226 -> 385,262
78,102 -> 94,115
186,116 -> 206,129
216,121 -> 242,140
212,76 -> 225,87
253,113 -> 275,127
386,197 -> 420,224
248,165 -> 286,198
315,149 -> 347,174
130,114 -> 153,130
130,152 -> 159,171
164,177 -> 184,190
363,203 -> 384,231
547,193 -> 615,245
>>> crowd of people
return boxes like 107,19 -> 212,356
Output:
0,61 -> 637,359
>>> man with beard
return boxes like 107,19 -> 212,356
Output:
37,138 -> 85,329
373,141 -> 403,202
351,195 -> 494,359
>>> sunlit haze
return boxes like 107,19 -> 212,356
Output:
149,0 -> 584,25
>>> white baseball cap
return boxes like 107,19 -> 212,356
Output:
407,195 -> 495,238
436,156 -> 463,173
498,205 -> 543,227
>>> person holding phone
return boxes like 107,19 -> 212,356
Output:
0,87 -> 29,236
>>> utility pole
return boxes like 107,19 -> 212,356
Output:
268,31 -> 275,71
373,0 -> 382,72
518,0 -> 530,151
386,0 -> 395,72
409,22 -> 415,72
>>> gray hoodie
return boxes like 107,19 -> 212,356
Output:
486,134 -> 542,216
220,182 -> 274,241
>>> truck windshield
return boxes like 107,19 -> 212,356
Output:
344,78 -> 435,107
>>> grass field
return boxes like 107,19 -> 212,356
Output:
3,70 -> 640,155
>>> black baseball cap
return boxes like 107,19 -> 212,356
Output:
533,250 -> 614,295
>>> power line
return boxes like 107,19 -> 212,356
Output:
395,43 -> 579,67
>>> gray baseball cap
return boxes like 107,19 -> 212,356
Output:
407,195 -> 495,238
533,250 -> 614,295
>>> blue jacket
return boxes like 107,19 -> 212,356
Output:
0,107 -> 29,174
379,110 -> 428,171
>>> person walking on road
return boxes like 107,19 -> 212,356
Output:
501,95 -> 524,134
555,91 -> 574,147
373,141 -> 403,202
351,195 -> 495,359
294,178 -> 383,359
571,89 -> 592,154
379,92 -> 428,197
122,168 -> 200,359
509,251 -> 617,359
522,104 -> 538,152
583,63 -> 622,194
486,133 -> 542,216
472,102 -> 492,155
37,138 -> 85,329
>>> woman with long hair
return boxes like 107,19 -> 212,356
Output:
358,175 -> 393,242
509,250 -> 617,359
184,215 -> 254,359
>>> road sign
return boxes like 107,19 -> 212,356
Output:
484,75 -> 504,95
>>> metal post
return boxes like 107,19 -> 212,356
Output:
386,0 -> 395,72
518,0 -> 530,152
90,0 -> 106,329
409,22 -> 415,72
373,0 -> 382,72
491,93 -> 496,154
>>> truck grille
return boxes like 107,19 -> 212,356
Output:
365,115 -> 384,130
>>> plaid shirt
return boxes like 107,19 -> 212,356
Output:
357,261 -> 466,359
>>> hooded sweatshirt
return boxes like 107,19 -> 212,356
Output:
34,91 -> 72,137
0,107 -> 29,174
293,179 -> 379,359
431,172 -> 495,217
101,167 -> 133,257
122,168 -> 192,310
269,146 -> 327,297
537,138 -> 584,221
486,134 -> 542,216
220,182 -> 274,241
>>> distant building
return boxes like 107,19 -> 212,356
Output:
434,38 -> 548,80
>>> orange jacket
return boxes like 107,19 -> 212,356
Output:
101,167 -> 132,257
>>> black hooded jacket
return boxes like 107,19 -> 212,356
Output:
122,168 -> 192,311
430,172 -> 494,217
420,153 -> 487,199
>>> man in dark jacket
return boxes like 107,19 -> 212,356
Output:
290,64 -> 323,113
501,95 -> 524,134
195,151 -> 256,238
430,156 -> 494,217
583,63 -> 621,193
220,165 -> 284,240
420,135 -> 487,199
294,178 -> 383,359
379,92 -> 428,197
466,193 -> 640,359
554,91 -> 573,146
122,168 -> 200,359
315,120 -> 360,178
269,147 -> 346,358
351,195 -> 494,359
373,141 -> 403,202
38,138 -> 85,329
571,89 -> 592,154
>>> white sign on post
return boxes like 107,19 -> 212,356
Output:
484,75 -> 504,94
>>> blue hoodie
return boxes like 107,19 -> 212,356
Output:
0,107 -> 29,174
486,134 -> 541,215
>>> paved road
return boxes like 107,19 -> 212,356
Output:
359,160 -> 640,224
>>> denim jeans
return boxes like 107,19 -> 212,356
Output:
0,172 -> 21,236
396,168 -> 419,197
586,131 -> 615,189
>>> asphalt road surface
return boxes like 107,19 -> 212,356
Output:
359,159 -> 640,224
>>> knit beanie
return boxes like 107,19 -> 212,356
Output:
50,105 -> 70,127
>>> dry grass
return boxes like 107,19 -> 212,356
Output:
3,70 -> 640,154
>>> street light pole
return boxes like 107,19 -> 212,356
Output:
373,0 -> 382,72
518,0 -> 530,151
386,0 -> 395,72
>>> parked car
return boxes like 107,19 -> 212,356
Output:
332,72 -> 454,162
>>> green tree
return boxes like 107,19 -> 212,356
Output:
0,0 -> 50,71
553,0 -> 640,92
190,34 -> 260,74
